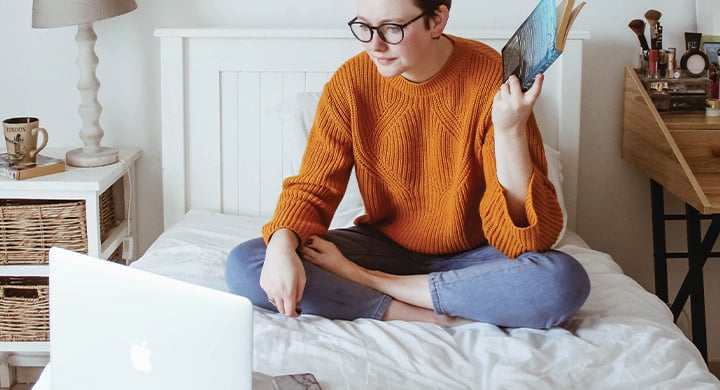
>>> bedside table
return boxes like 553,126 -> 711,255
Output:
622,67 -> 720,362
0,148 -> 140,387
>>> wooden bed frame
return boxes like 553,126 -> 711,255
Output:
156,28 -> 588,230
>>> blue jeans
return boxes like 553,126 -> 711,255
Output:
226,225 -> 590,329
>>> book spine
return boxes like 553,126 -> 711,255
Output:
0,166 -> 20,180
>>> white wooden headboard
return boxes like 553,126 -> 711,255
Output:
156,28 -> 588,231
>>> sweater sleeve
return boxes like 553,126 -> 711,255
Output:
261,85 -> 354,245
478,114 -> 564,258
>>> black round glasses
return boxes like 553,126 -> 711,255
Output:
347,13 -> 426,45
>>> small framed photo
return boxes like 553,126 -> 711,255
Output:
701,35 -> 720,68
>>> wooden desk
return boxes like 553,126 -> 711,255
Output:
622,67 -> 720,361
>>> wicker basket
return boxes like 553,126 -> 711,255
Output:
99,188 -> 116,242
0,277 -> 50,342
108,245 -> 126,265
0,189 -> 117,265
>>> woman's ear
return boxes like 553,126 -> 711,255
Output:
429,5 -> 450,39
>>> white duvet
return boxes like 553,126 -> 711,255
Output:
131,209 -> 719,389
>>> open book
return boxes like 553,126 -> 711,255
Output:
501,0 -> 585,91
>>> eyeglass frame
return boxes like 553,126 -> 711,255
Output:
347,12 -> 426,45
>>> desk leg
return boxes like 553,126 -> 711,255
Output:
649,180 -> 712,362
650,180 -> 669,302
684,205 -> 708,362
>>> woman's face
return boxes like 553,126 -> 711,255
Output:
356,0 -> 436,80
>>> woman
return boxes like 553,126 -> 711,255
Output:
226,0 -> 590,328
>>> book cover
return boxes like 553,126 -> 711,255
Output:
502,0 -> 586,91
0,153 -> 66,180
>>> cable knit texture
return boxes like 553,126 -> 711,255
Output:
262,36 -> 563,258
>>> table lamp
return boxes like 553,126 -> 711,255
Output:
32,0 -> 137,167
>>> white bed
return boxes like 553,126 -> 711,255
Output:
130,28 -> 717,388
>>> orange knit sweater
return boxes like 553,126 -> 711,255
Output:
262,36 -> 563,258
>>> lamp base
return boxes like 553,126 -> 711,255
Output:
66,146 -> 119,167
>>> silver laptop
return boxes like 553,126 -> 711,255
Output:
48,247 -> 254,390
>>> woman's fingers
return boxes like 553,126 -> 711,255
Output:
524,73 -> 544,102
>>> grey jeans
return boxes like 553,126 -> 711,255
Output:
225,225 -> 590,329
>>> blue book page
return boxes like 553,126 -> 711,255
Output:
502,0 -> 559,91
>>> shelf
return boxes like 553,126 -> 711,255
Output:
0,265 -> 49,277
0,343 -> 49,354
622,67 -> 720,214
101,220 -> 130,259
0,148 -> 141,197
662,114 -> 720,130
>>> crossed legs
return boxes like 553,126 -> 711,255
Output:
226,225 -> 590,328
299,236 -> 470,326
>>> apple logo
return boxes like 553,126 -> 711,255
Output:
130,340 -> 153,373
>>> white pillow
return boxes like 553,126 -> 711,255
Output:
543,144 -> 567,246
278,92 -> 567,243
279,92 -> 365,229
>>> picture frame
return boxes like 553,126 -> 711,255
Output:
701,34 -> 720,68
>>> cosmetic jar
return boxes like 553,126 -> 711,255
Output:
707,99 -> 720,117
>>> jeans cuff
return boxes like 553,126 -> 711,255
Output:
428,273 -> 445,315
370,294 -> 392,320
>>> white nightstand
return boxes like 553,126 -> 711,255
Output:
0,148 -> 141,387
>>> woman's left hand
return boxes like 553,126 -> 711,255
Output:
489,74 -> 544,227
491,74 -> 543,132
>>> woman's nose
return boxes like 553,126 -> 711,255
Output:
366,32 -> 388,51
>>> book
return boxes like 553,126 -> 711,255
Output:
502,0 -> 586,91
0,153 -> 66,180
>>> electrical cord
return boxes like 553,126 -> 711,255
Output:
117,158 -> 134,260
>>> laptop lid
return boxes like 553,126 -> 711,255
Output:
48,247 -> 253,390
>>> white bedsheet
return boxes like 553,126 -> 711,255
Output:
131,209 -> 720,389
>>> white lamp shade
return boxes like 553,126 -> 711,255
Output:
32,0 -> 137,28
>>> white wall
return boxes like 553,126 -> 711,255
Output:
1,0 -> 717,360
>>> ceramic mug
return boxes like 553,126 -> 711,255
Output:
3,117 -> 48,165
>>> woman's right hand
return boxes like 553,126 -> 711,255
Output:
260,228 -> 306,317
